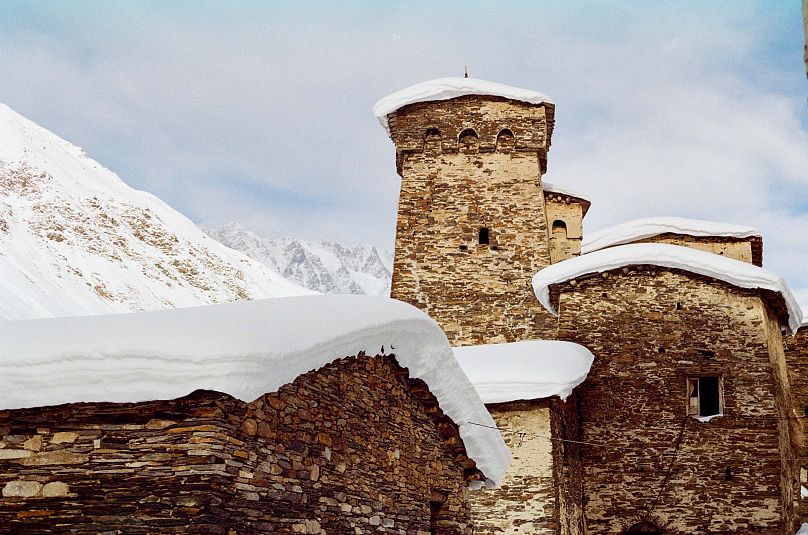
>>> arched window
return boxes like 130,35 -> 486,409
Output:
424,128 -> 442,154
552,220 -> 568,240
458,128 -> 479,153
626,521 -> 662,534
496,128 -> 515,152
478,227 -> 489,245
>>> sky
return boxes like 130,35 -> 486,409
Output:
1,1 -> 807,299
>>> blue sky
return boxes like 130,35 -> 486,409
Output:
1,1 -> 807,298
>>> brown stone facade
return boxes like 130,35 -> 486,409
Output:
386,95 -> 561,345
469,400 -> 558,534
545,192 -> 588,264
0,354 -> 477,534
629,233 -> 762,266
785,327 -> 808,519
552,267 -> 798,534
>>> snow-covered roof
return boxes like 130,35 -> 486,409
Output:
581,217 -> 761,254
532,243 -> 803,334
542,181 -> 591,203
373,77 -> 554,133
0,295 -> 510,488
454,341 -> 594,403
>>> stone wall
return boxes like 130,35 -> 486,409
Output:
469,400 -> 557,534
627,233 -> 761,266
784,327 -> 808,519
0,354 -> 476,534
553,267 -> 797,534
388,95 -> 558,345
544,193 -> 586,264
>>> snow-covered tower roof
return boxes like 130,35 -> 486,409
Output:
454,340 -> 595,404
373,77 -> 554,132
581,217 -> 763,265
0,295 -> 511,487
532,243 -> 802,334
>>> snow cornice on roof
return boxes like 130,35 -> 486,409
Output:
454,340 -> 594,404
0,295 -> 510,488
581,217 -> 761,255
372,77 -> 554,133
532,243 -> 802,334
543,180 -> 592,217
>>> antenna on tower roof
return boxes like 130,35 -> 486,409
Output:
464,66 -> 468,78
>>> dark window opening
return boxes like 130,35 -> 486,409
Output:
725,466 -> 732,481
479,227 -> 490,245
496,128 -> 515,152
458,128 -> 479,153
658,347 -> 665,353
626,521 -> 662,534
687,376 -> 722,417
430,501 -> 441,534
459,245 -> 468,251
699,350 -> 716,358
676,302 -> 683,310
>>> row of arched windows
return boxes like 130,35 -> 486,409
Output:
422,127 -> 516,153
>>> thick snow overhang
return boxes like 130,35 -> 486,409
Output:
454,340 -> 594,404
581,217 -> 763,265
543,180 -> 591,217
0,295 -> 510,488
372,77 -> 554,133
532,243 -> 803,334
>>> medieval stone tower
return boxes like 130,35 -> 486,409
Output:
374,78 -> 577,346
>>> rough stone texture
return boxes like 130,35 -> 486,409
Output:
545,193 -> 586,264
552,267 -> 798,534
469,401 -> 557,534
629,233 -> 762,266
387,95 -> 561,345
0,353 -> 476,534
784,327 -> 808,519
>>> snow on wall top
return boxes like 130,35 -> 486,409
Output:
542,181 -> 591,203
454,341 -> 594,404
581,217 -> 761,254
373,77 -> 554,133
532,243 -> 803,334
0,295 -> 510,487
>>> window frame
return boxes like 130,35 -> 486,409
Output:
686,376 -> 724,418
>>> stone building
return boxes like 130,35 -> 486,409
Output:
374,78 -> 806,533
0,296 -> 510,533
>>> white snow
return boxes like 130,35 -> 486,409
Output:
801,485 -> 807,499
0,102 -> 313,320
695,414 -> 722,423
797,523 -> 808,535
581,217 -> 760,254
532,243 -> 803,334
801,306 -> 808,329
0,294 -> 510,487
373,77 -> 554,133
542,181 -> 590,203
453,340 -> 594,403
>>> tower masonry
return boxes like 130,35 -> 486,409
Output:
374,78 -> 567,345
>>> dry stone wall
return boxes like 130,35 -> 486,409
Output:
0,354 -> 475,534
784,327 -> 808,519
553,267 -> 797,534
469,401 -> 557,534
544,194 -> 585,264
388,95 -> 559,345
630,233 -> 761,266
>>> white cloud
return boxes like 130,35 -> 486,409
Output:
0,3 -> 805,295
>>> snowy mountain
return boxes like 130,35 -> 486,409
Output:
202,222 -> 393,296
0,103 -> 312,320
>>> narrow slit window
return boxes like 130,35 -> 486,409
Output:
479,227 -> 489,245
687,376 -> 722,417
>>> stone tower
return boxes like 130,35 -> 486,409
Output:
374,78 -> 565,346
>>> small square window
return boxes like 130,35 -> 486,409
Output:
687,377 -> 722,417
